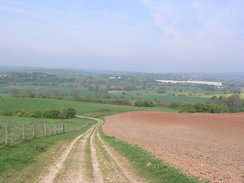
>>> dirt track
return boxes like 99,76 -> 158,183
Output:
39,116 -> 145,183
104,111 -> 244,183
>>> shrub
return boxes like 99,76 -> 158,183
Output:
62,108 -> 76,119
134,100 -> 154,107
43,110 -> 61,119
178,102 -> 196,113
0,108 -> 77,119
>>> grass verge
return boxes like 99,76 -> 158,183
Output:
0,120 -> 96,183
99,126 -> 209,183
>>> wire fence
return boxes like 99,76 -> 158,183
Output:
0,121 -> 91,147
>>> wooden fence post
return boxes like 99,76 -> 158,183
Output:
5,124 -> 8,145
32,123 -> 35,138
62,124 -> 65,133
42,123 -> 44,137
55,125 -> 57,135
44,123 -> 46,137
22,124 -> 26,140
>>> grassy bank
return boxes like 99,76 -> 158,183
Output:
0,120 -> 96,183
100,126 -> 208,183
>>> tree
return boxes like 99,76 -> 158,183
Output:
44,110 -> 60,119
63,108 -> 76,119
24,89 -> 36,98
143,100 -> 154,107
10,88 -> 19,97
226,94 -> 242,112
134,100 -> 154,107
72,90 -> 81,100
178,102 -> 195,113
233,88 -> 241,94
134,100 -> 144,107
156,87 -> 166,94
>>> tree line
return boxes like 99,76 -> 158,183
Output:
134,94 -> 244,113
7,87 -> 244,113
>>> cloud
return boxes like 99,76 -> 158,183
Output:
140,0 -> 244,62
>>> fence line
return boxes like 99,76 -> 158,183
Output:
0,121 -> 91,147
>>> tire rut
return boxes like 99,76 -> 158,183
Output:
93,127 -> 129,183
39,133 -> 86,183
97,128 -> 145,183
54,127 -> 94,183
90,126 -> 104,183
78,116 -> 146,183
39,116 -> 145,183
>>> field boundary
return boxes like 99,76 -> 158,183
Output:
0,120 -> 91,147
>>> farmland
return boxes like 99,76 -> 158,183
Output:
1,0 -> 244,181
0,97 -> 176,115
202,93 -> 244,99
0,69 -> 243,182
104,111 -> 244,183
1,69 -> 243,104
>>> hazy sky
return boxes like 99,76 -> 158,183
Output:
0,0 -> 244,72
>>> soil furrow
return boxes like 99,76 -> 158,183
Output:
104,111 -> 244,183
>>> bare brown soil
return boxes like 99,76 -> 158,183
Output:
104,111 -> 244,183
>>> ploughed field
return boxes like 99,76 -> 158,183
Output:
103,111 -> 244,183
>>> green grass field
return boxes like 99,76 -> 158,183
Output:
0,97 -> 176,115
0,121 -> 96,183
0,115 -> 91,146
0,97 -> 98,181
0,97 -> 176,147
110,90 -> 206,103
0,85 -> 92,97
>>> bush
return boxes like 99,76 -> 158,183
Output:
62,108 -> 76,119
134,100 -> 154,107
43,110 -> 61,119
111,99 -> 131,106
178,102 -> 229,113
156,87 -> 166,94
31,111 -> 44,118
0,108 -> 76,119
209,94 -> 243,112
178,102 -> 195,113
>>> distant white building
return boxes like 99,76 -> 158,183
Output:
109,76 -> 122,79
156,80 -> 222,87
